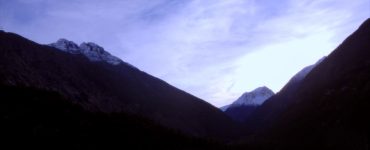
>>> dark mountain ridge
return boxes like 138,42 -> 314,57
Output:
0,30 -> 237,139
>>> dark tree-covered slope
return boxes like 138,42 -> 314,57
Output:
0,85 -> 227,149
0,30 -> 237,139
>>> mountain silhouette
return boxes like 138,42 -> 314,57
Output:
0,31 -> 237,140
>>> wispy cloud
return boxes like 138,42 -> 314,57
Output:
1,0 -> 368,107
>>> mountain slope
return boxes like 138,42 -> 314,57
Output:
289,57 -> 326,83
242,18 -> 370,150
222,87 -> 274,122
0,85 -> 226,149
0,31 -> 237,139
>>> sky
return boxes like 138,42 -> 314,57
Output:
0,0 -> 369,107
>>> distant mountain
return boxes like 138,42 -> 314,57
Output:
220,57 -> 326,125
231,87 -> 275,106
244,57 -> 326,129
221,58 -> 325,116
0,31 -> 237,139
242,18 -> 370,149
221,86 -> 274,122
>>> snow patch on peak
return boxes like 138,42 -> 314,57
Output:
232,86 -> 274,106
79,42 -> 122,65
50,39 -> 122,65
220,86 -> 274,111
80,42 -> 104,53
49,39 -> 80,54
251,86 -> 272,94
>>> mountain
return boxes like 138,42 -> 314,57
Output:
2,18 -> 368,149
49,39 -> 123,65
230,87 -> 274,106
243,56 -> 325,129
0,31 -> 237,139
222,43 -> 325,121
241,18 -> 370,149
221,86 -> 274,122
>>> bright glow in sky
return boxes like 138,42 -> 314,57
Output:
1,0 -> 369,107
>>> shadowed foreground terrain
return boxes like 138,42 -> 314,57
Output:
0,85 -> 226,149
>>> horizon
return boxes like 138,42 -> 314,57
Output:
0,0 -> 369,107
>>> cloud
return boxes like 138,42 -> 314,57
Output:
1,0 -> 368,107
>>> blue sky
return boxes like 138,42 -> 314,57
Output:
1,0 -> 369,107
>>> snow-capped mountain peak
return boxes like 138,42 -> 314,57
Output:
232,86 -> 274,106
220,86 -> 274,112
49,39 -> 80,54
80,42 -> 105,54
50,39 -> 122,65
79,42 -> 122,65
